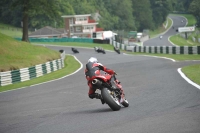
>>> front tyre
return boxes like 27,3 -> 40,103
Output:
101,88 -> 121,111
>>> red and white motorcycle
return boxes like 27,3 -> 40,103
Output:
91,73 -> 129,111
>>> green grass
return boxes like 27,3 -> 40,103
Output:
0,55 -> 81,92
0,23 -> 33,38
166,17 -> 173,29
182,64 -> 200,85
170,34 -> 200,46
0,33 -> 60,71
0,23 -> 23,37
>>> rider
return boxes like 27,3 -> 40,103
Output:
84,57 -> 124,104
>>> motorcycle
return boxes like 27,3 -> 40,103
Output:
71,47 -> 79,53
91,73 -> 129,111
114,46 -> 120,54
94,47 -> 106,54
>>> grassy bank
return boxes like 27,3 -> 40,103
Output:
170,34 -> 200,46
0,33 -> 60,72
182,64 -> 200,85
0,55 -> 81,92
0,23 -> 23,38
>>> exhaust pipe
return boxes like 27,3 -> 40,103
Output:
92,79 -> 102,86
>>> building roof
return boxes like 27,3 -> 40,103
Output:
61,14 -> 91,18
29,26 -> 65,37
71,23 -> 99,26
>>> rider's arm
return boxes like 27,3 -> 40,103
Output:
97,63 -> 115,75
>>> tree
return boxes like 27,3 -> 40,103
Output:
0,1 -> 22,26
132,0 -> 154,31
189,0 -> 200,26
9,0 -> 60,42
189,0 -> 200,17
30,1 -> 75,29
150,0 -> 172,29
104,0 -> 135,30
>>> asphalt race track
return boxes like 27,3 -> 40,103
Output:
143,15 -> 187,46
1,15 -> 200,133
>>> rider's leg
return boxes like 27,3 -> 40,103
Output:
88,82 -> 105,104
88,82 -> 97,98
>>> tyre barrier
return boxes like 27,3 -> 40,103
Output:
112,41 -> 200,55
0,51 -> 65,86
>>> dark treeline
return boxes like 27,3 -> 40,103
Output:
0,0 -> 199,32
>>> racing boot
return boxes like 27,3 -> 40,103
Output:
95,93 -> 105,104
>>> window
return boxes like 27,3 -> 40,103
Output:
76,18 -> 83,21
76,17 -> 87,21
84,26 -> 94,29
76,27 -> 81,31
69,18 -> 73,24
70,27 -> 74,32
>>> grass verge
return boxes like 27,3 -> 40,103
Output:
170,34 -> 200,46
0,33 -> 60,72
182,64 -> 200,85
0,55 -> 81,92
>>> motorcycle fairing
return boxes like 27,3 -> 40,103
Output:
93,74 -> 111,82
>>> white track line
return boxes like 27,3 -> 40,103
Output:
123,53 -> 200,89
177,68 -> 200,89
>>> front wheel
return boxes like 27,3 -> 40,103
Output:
101,88 -> 121,111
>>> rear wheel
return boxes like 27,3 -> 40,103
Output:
101,88 -> 121,111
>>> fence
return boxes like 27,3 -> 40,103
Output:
0,51 -> 65,86
0,26 -> 33,38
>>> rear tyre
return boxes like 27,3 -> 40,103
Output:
101,88 -> 121,111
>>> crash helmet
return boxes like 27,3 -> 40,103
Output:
88,57 -> 98,63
